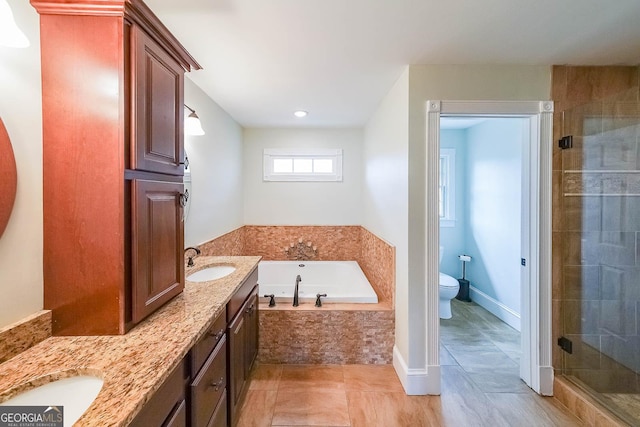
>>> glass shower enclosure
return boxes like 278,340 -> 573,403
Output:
559,89 -> 640,425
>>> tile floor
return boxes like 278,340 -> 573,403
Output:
236,300 -> 582,426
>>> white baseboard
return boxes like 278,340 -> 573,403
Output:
469,286 -> 521,331
538,366 -> 554,396
392,346 -> 441,395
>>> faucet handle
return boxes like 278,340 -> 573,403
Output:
264,294 -> 276,307
315,293 -> 327,307
184,247 -> 201,267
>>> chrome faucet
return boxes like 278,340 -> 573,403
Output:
293,274 -> 302,307
184,247 -> 201,267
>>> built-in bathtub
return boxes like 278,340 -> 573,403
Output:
257,260 -> 393,364
258,260 -> 378,304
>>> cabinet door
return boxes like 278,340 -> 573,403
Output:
227,308 -> 246,424
244,291 -> 258,376
132,179 -> 185,323
131,25 -> 185,175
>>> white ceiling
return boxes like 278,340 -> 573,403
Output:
146,0 -> 640,128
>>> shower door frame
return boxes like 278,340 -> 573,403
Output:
425,100 -> 554,395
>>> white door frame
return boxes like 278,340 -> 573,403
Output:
425,100 -> 554,395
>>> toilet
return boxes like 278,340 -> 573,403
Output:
439,246 -> 460,319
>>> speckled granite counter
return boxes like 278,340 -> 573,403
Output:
0,256 -> 261,426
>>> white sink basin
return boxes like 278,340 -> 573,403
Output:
187,265 -> 236,282
0,375 -> 103,427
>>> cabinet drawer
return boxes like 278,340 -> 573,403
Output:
190,337 -> 227,427
163,398 -> 186,427
206,389 -> 227,427
130,359 -> 187,427
227,268 -> 258,323
191,307 -> 227,377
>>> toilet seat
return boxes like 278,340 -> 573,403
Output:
439,273 -> 459,287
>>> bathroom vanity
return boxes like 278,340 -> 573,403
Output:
131,258 -> 259,427
0,256 -> 261,427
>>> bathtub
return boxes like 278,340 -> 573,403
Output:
258,260 -> 378,304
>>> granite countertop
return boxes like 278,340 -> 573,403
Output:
0,255 -> 261,426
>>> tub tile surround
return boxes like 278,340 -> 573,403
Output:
197,225 -> 395,304
198,226 -> 245,256
552,65 -> 640,425
0,256 -> 261,426
244,225 -> 362,261
259,308 -> 394,364
196,225 -> 396,365
0,310 -> 51,363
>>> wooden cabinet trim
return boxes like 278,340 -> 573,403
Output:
30,0 -> 201,72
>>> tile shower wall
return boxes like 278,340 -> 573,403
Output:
552,65 -> 640,424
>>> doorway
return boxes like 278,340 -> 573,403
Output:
425,100 -> 554,395
439,116 -> 527,393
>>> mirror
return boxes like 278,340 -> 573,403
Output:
0,118 -> 17,238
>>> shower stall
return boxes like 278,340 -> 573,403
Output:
558,85 -> 640,425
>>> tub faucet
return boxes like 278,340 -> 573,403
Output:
293,274 -> 302,307
185,247 -> 201,267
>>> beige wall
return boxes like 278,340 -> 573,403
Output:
243,128 -> 363,225
406,65 -> 551,369
184,78 -> 244,247
363,68 -> 410,361
0,1 -> 43,328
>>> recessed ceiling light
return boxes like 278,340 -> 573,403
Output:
294,110 -> 308,118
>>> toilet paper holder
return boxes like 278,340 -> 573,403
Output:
458,254 -> 471,279
456,255 -> 472,302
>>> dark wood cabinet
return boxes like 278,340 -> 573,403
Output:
131,179 -> 185,323
130,359 -> 188,427
129,270 -> 258,427
228,304 -> 246,418
189,309 -> 228,427
31,0 -> 200,335
131,25 -> 185,176
228,281 -> 258,426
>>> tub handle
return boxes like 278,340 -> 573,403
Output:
315,293 -> 327,307
264,294 -> 276,307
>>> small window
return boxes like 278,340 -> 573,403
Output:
263,149 -> 343,182
440,149 -> 455,227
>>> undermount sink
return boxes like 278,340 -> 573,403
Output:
0,375 -> 103,427
187,265 -> 236,282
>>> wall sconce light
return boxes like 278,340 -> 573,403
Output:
0,0 -> 30,48
184,104 -> 205,136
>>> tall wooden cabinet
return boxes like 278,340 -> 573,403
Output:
31,0 -> 201,335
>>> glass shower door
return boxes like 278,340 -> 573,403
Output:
560,90 -> 640,425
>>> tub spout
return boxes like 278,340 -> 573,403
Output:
293,274 -> 302,307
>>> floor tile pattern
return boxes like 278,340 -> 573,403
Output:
236,300 -> 583,426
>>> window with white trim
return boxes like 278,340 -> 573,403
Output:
263,148 -> 343,182
439,148 -> 455,227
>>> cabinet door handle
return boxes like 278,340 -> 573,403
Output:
245,304 -> 255,315
179,190 -> 189,207
208,329 -> 225,341
209,377 -> 224,391
180,156 -> 189,169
